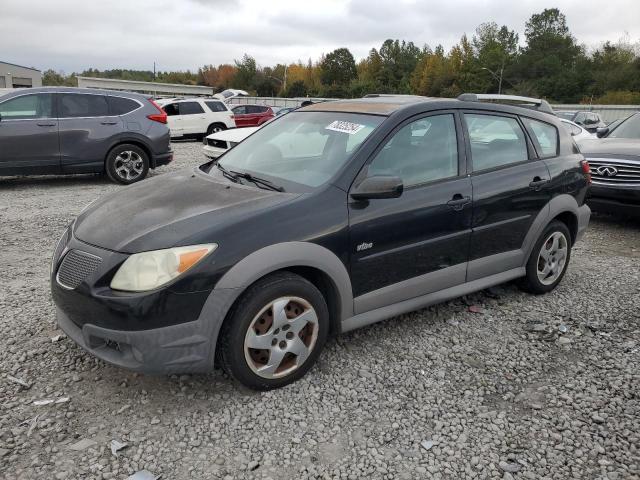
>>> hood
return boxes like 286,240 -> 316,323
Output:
579,138 -> 640,157
74,168 -> 294,253
207,126 -> 259,143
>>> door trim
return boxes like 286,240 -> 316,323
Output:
353,262 -> 467,315
343,267 -> 525,332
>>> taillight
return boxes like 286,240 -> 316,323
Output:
581,160 -> 592,185
147,99 -> 168,124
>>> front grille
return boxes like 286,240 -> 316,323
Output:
589,158 -> 640,185
207,138 -> 227,149
53,227 -> 70,264
57,250 -> 102,289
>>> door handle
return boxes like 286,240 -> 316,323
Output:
446,194 -> 471,211
37,122 -> 56,127
529,177 -> 550,191
100,121 -> 118,125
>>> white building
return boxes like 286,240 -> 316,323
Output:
77,76 -> 213,97
0,61 -> 42,88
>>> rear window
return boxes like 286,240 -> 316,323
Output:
179,101 -> 205,115
522,118 -> 558,157
108,96 -> 140,115
205,101 -> 228,112
59,94 -> 109,118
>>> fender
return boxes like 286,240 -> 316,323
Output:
214,241 -> 354,321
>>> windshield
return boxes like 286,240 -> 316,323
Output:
608,113 -> 640,139
215,111 -> 383,189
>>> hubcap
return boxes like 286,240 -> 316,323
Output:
114,151 -> 144,181
244,296 -> 319,379
536,231 -> 568,285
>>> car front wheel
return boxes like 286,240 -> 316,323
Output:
218,272 -> 329,390
520,220 -> 572,294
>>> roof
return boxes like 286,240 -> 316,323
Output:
302,96 -> 432,115
0,61 -> 41,72
0,86 -> 150,100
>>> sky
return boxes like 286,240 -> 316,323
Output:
2,0 -> 639,73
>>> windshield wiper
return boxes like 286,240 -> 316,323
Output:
229,170 -> 285,192
216,163 -> 241,184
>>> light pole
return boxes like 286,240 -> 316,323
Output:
481,61 -> 504,94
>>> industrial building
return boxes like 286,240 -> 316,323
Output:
76,76 -> 213,97
0,61 -> 42,88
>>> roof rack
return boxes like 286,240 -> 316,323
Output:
457,93 -> 554,114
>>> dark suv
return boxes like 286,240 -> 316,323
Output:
556,110 -> 606,133
51,94 -> 591,390
0,87 -> 172,184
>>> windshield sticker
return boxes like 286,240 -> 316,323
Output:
326,120 -> 365,135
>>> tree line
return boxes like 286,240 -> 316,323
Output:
43,8 -> 640,104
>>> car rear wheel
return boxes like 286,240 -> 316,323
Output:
520,221 -> 572,294
206,123 -> 227,136
105,144 -> 149,185
218,272 -> 329,390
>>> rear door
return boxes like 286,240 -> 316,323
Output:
57,92 -> 124,173
177,101 -> 206,135
0,92 -> 59,174
463,111 -> 551,280
348,112 -> 472,314
162,103 -> 182,136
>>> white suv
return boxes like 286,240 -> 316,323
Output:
157,98 -> 236,139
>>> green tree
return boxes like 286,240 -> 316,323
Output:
320,48 -> 357,86
42,69 -> 75,86
473,22 -> 519,93
234,54 -> 257,91
285,80 -> 307,97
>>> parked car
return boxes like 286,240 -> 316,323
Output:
275,107 -> 296,116
0,87 -> 172,184
555,110 -> 606,133
230,104 -> 274,127
595,112 -> 639,139
51,94 -> 590,390
560,119 -> 594,143
213,89 -> 249,101
579,113 -> 640,215
203,126 -> 259,159
157,97 -> 235,139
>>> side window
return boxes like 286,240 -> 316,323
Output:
205,101 -> 227,112
178,102 -> 205,115
574,112 -> 586,124
562,122 -> 582,136
162,103 -> 179,116
108,96 -> 140,115
368,114 -> 458,187
232,105 -> 247,115
522,118 -> 558,157
465,114 -> 528,171
59,94 -> 109,118
0,93 -> 53,120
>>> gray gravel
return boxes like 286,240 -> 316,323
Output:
1,140 -> 639,480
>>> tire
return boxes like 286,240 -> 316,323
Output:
105,144 -> 149,185
519,220 -> 572,294
206,123 -> 227,136
218,272 -> 329,390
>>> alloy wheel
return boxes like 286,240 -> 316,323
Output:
114,151 -> 144,181
243,296 -> 319,379
536,231 -> 568,285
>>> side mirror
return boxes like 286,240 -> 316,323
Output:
350,175 -> 403,200
596,127 -> 609,138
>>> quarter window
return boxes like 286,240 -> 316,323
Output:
205,101 -> 228,112
108,96 -> 140,115
59,94 -> 109,118
523,118 -> 558,157
465,114 -> 528,171
178,101 -> 204,115
0,93 -> 54,119
368,114 -> 458,187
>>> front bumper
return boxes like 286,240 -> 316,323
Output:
587,183 -> 640,216
51,233 -> 240,374
203,145 -> 226,159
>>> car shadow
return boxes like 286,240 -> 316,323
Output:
0,173 -> 113,189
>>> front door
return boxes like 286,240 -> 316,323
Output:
163,103 -> 182,136
462,112 -> 552,280
0,92 -> 59,175
232,106 -> 250,127
348,112 -> 472,314
57,93 -> 124,173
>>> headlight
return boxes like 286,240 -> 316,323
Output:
110,244 -> 217,292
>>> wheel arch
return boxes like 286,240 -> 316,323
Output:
105,139 -> 153,170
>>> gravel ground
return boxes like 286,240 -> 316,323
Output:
1,140 -> 639,480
